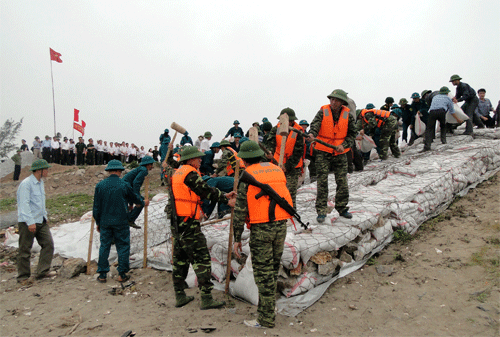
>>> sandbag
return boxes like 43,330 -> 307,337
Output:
359,135 -> 377,153
232,254 -> 259,305
415,114 -> 426,136
447,93 -> 469,124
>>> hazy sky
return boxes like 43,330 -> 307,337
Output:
1,1 -> 499,152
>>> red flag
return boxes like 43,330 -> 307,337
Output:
74,109 -> 79,122
82,120 -> 86,128
73,122 -> 84,135
50,48 -> 62,63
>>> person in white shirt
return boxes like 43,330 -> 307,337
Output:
128,144 -> 137,163
103,141 -> 109,164
120,142 -> 128,163
69,139 -> 76,165
200,131 -> 212,152
61,137 -> 71,165
138,146 -> 147,162
114,142 -> 121,161
50,136 -> 61,164
96,140 -> 105,165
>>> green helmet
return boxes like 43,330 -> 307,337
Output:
179,146 -> 205,162
204,131 -> 212,138
411,92 -> 420,99
220,140 -> 231,147
30,159 -> 51,171
365,103 -> 375,109
385,97 -> 394,104
140,155 -> 155,166
439,86 -> 451,95
210,141 -> 221,148
399,98 -> 408,105
239,137 -> 249,145
105,159 -> 125,171
421,90 -> 431,98
327,89 -> 349,104
238,140 -> 264,159
449,74 -> 462,82
233,120 -> 240,124
299,119 -> 309,126
277,107 -> 297,121
233,132 -> 242,138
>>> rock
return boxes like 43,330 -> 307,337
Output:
51,255 -> 65,269
375,265 -> 394,276
289,262 -> 302,276
343,243 -> 357,255
303,261 -> 317,273
339,251 -> 353,263
60,258 -> 86,278
310,251 -> 333,265
278,265 -> 288,279
75,169 -> 85,177
318,259 -> 338,276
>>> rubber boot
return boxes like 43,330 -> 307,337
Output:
200,293 -> 225,310
175,292 -> 194,308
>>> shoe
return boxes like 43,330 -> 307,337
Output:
339,210 -> 353,219
408,141 -> 414,146
316,215 -> 326,223
129,221 -> 142,229
117,274 -> 130,283
419,148 -> 430,153
35,271 -> 57,280
441,139 -> 447,144
200,294 -> 225,310
97,276 -> 107,283
175,293 -> 195,308
462,132 -> 473,135
244,320 -> 264,328
17,278 -> 34,286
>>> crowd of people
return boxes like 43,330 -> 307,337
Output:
14,74 -> 500,329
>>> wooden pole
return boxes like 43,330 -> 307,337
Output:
225,161 -> 240,294
143,176 -> 150,268
86,217 -> 95,275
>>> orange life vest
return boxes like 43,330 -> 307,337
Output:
360,109 -> 391,128
226,147 -> 245,176
171,165 -> 202,220
273,121 -> 305,168
245,162 -> 293,226
314,105 -> 350,155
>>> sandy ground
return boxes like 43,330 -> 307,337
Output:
0,171 -> 498,336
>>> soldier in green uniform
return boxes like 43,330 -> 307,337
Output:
75,137 -> 86,166
308,89 -> 357,222
12,149 -> 22,181
86,139 -> 96,165
357,109 -> 401,160
233,141 -> 292,329
170,146 -> 236,309
215,140 -> 233,177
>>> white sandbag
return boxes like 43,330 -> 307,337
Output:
360,135 -> 377,153
152,193 -> 169,202
282,271 -> 319,297
281,236 -> 301,269
446,93 -> 469,124
415,114 -> 426,136
232,254 -> 259,305
79,211 -> 93,223
211,261 -> 226,283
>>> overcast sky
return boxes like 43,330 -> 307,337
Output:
1,1 -> 499,152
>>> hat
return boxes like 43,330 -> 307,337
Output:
411,92 -> 420,99
421,90 -> 431,98
391,104 -> 400,109
252,122 -> 260,127
239,137 -> 249,145
262,117 -> 269,123
327,89 -> 349,104
399,98 -> 408,105
238,140 -> 264,159
262,122 -> 272,131
45,135 -> 50,138
299,119 -> 309,126
179,146 -> 205,162
385,97 -> 394,104
233,132 -> 242,138
233,120 -> 240,124
140,156 -> 155,166
17,149 -> 22,152
204,131 -> 212,138
164,128 -> 169,133
210,141 -> 221,148
278,107 -> 297,121
35,136 -> 40,139
439,86 -> 451,95
30,159 -> 51,171
449,74 -> 462,82
63,137 -> 68,140
105,160 -> 125,171
220,140 -> 231,146
365,103 -> 375,109
184,131 -> 189,136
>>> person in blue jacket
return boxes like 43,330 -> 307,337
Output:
200,142 -> 221,176
122,156 -> 154,228
224,120 -> 244,139
93,160 -> 145,283
180,131 -> 193,146
201,175 -> 234,218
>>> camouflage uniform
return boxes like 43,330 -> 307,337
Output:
309,107 -> 356,216
266,123 -> 305,208
215,147 -> 231,176
170,169 -> 229,298
234,181 -> 287,328
356,112 -> 400,160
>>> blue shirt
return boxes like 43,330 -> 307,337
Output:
33,140 -> 42,149
42,140 -> 52,148
17,174 -> 47,225
475,98 -> 493,117
429,94 -> 455,114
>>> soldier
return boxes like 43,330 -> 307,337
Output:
75,137 -> 87,166
93,160 -> 144,283
408,92 -> 429,145
200,142 -> 220,176
357,108 -> 401,160
233,141 -> 292,328
266,108 -> 305,207
215,140 -> 245,177
224,120 -> 244,139
308,89 -> 357,222
450,74 -> 479,135
86,138 -> 96,165
12,149 -> 22,181
122,156 -> 154,228
169,146 -> 236,309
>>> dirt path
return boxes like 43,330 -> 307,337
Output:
0,175 -> 498,336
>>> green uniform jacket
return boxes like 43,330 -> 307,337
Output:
93,174 -> 144,227
309,107 -> 357,151
75,142 -> 86,153
266,122 -> 305,172
11,153 -> 22,166
122,166 -> 148,201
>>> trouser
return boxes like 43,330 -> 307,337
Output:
379,117 -> 401,160
462,96 -> 479,134
42,148 -> 51,162
171,219 -> 213,297
33,148 -> 42,159
250,221 -> 286,328
315,151 -> 349,215
96,151 -> 104,165
13,165 -> 21,181
127,204 -> 144,224
424,109 -> 447,150
97,224 -> 130,276
76,152 -> 85,165
51,149 -> 60,164
70,152 -> 75,165
86,150 -> 95,165
120,154 -> 127,163
62,150 -> 70,165
17,220 -> 54,281
285,167 -> 301,208
402,121 -> 410,142
478,115 -> 495,128
103,152 -> 109,164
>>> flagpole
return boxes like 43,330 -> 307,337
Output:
50,56 -> 57,137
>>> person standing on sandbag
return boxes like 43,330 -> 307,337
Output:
93,160 -> 144,283
450,74 -> 480,135
308,89 -> 357,222
420,86 -> 463,152
170,146 -> 236,309
233,140 -> 293,329
408,92 -> 429,145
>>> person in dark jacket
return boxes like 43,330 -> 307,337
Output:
93,160 -> 145,283
180,132 -> 193,146
450,74 -> 479,135
380,97 -> 394,111
200,142 -> 220,176
408,92 -> 429,146
224,120 -> 244,139
400,98 -> 412,143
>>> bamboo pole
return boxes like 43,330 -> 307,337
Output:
225,161 -> 240,294
86,217 -> 95,275
143,176 -> 149,268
